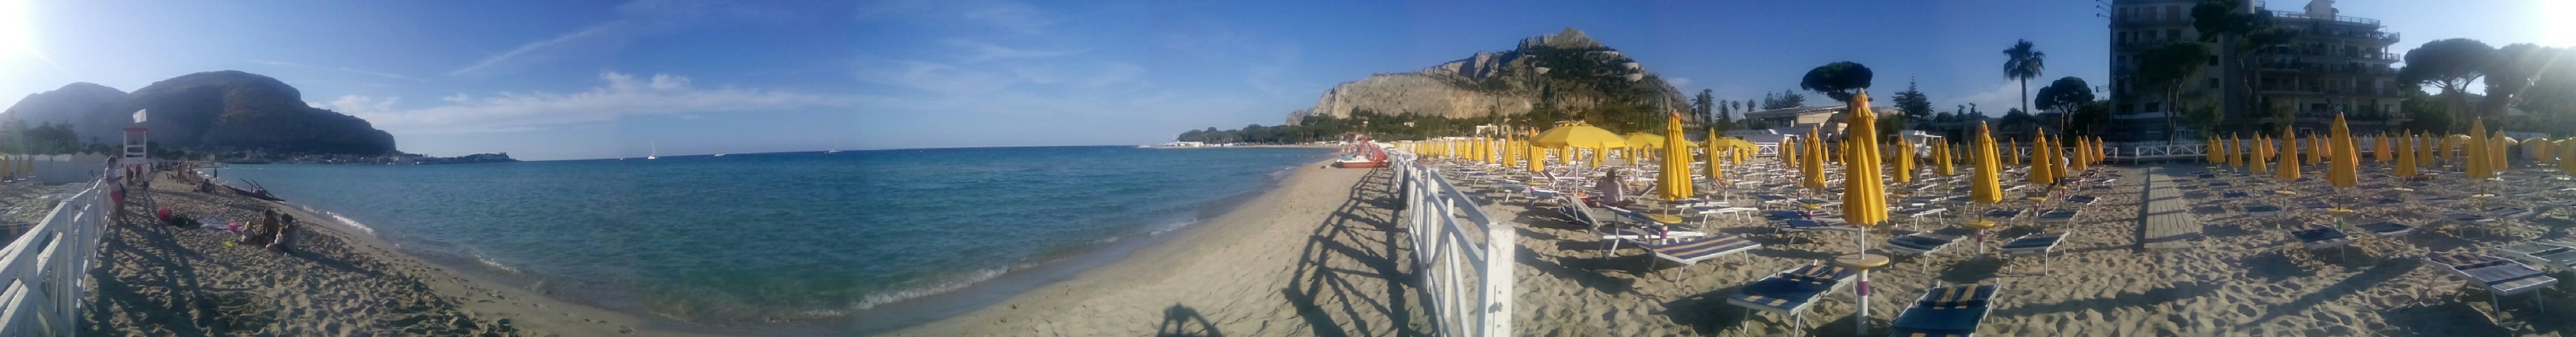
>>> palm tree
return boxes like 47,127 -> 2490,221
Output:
2003,40 -> 2046,115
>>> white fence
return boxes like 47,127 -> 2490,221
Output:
1387,144 -> 1514,337
0,177 -> 111,336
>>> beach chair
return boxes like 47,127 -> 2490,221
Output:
2219,191 -> 2250,199
2062,195 -> 2098,205
2427,254 -> 2558,314
2493,241 -> 2576,272
1889,285 -> 1999,337
1884,232 -> 1963,257
1727,264 -> 1859,336
2035,208 -> 2079,224
2354,219 -> 2416,237
1980,209 -> 2024,221
2242,204 -> 2283,217
2484,206 -> 2534,220
2290,222 -> 2355,259
2000,233 -> 2065,275
1629,235 -> 1761,272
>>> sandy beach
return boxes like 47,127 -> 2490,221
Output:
78,169 -> 734,336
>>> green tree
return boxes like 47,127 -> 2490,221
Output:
1692,89 -> 1719,130
2399,38 -> 2495,129
2067,101 -> 2113,137
2032,77 -> 2095,113
1799,62 -> 1872,102
1892,78 -> 1934,120
1761,90 -> 1807,109
2136,41 -> 2212,141
2483,44 -> 2555,117
2002,39 -> 2046,114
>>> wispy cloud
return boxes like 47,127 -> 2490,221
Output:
247,60 -> 426,82
329,71 -> 849,134
448,0 -> 790,77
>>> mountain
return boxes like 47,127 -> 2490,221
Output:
1290,27 -> 1689,125
1,71 -> 397,155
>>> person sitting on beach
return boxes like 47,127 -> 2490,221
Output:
1592,169 -> 1633,208
245,210 -> 277,246
267,214 -> 295,253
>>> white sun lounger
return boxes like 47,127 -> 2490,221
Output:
1884,232 -> 1963,256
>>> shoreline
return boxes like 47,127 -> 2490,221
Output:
176,157 -> 1354,335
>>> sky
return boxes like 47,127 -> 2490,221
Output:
0,0 -> 2569,160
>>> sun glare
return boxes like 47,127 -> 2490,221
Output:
2543,1 -> 2576,47
0,0 -> 32,62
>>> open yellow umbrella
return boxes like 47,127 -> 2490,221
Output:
1657,112 -> 1694,200
2328,114 -> 2358,188
2277,125 -> 2301,182
1535,123 -> 1627,152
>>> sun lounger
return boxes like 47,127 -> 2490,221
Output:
2243,204 -> 2283,216
1981,209 -> 2024,220
2206,181 -> 2232,187
1899,208 -> 1948,219
2290,223 -> 2353,249
1632,235 -> 1761,269
2062,195 -> 2098,205
2000,233 -> 2065,256
2493,242 -> 2576,272
2446,213 -> 2494,224
2484,206 -> 2533,219
2369,198 -> 2402,206
1884,232 -> 1963,256
2421,195 -> 2457,204
2427,254 -> 2557,298
2220,191 -> 2250,199
1889,285 -> 1999,337
2036,209 -> 2079,223
2354,220 -> 2415,237
1727,265 -> 1859,331
1777,218 -> 1860,233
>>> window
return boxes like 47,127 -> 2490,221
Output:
2166,6 -> 2180,21
2207,78 -> 2220,89
2146,102 -> 2163,113
2165,29 -> 2180,39
2208,55 -> 2218,65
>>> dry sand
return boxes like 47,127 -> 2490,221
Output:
79,170 -> 731,336
888,163 -> 1428,336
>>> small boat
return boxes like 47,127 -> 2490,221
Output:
829,142 -> 843,153
222,180 -> 284,201
713,153 -> 727,157
648,143 -> 659,160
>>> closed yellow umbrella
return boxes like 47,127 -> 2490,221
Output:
1935,140 -> 1956,176
1802,126 -> 1828,191
2329,114 -> 2358,188
1525,132 -> 1546,173
1705,129 -> 1724,185
2277,125 -> 2301,182
2375,132 -> 2394,163
2418,132 -> 2435,169
1893,136 -> 1914,183
2560,138 -> 2574,177
1656,112 -> 1695,200
2251,134 -> 2271,175
2224,134 -> 2239,168
1973,122 -> 2004,204
2207,136 -> 2223,163
2397,132 -> 2419,178
1783,134 -> 1802,171
2493,131 -> 2510,175
2469,119 -> 2491,180
1836,93 -> 1892,332
2005,139 -> 2020,166
2072,137 -> 2091,172
2439,134 -> 2457,163
2029,130 -> 2055,186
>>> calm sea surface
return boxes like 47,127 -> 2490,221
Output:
213,146 -> 1333,324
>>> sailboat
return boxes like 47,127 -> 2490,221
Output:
647,143 -> 659,160
828,142 -> 843,153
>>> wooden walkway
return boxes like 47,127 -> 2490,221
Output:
2138,164 -> 2204,250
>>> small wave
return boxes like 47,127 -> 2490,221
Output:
851,267 -> 1012,311
476,254 -> 525,274
298,205 -> 378,237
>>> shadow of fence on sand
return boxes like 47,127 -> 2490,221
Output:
1282,168 -> 1427,337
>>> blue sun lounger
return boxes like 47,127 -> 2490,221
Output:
1884,232 -> 1963,256
2428,254 -> 2557,308
1728,264 -> 1858,334
1632,235 -> 1761,270
1889,285 -> 1999,337
2290,223 -> 2352,249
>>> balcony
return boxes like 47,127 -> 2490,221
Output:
2118,38 -> 2188,49
2267,10 -> 2380,26
2255,60 -> 2396,76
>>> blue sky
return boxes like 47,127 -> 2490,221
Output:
0,0 -> 2567,160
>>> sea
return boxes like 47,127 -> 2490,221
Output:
210,146 -> 1335,330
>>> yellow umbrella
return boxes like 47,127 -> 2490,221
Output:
2276,125 -> 2300,181
2492,131 -> 2510,175
1534,123 -> 1628,152
2252,134 -> 2271,175
2375,132 -> 2394,163
2207,136 -> 2223,163
1973,122 -> 2004,204
1658,112 -> 1695,200
1841,91 -> 1890,228
2397,132 -> 2419,178
2469,119 -> 2491,180
1705,129 -> 1724,185
2561,138 -> 2574,177
1802,126 -> 1828,190
2005,139 -> 2021,166
1892,136 -> 1914,183
2417,132 -> 2434,170
2073,137 -> 2092,172
1526,132 -> 1546,173
2328,114 -> 2358,188
2439,134 -> 2457,163
2029,130 -> 2055,186
2224,134 -> 2239,168
1783,134 -> 1802,171
1935,140 -> 1956,176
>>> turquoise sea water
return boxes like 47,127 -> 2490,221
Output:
212,146 -> 1333,326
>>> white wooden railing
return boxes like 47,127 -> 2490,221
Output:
0,176 -> 112,336
1386,143 -> 1513,337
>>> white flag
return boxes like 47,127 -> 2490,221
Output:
132,109 -> 147,123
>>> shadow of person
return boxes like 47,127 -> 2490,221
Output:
1156,304 -> 1224,337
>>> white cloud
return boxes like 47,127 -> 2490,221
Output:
332,71 -> 850,135
449,0 -> 791,77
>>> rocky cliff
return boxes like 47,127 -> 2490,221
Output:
1,71 -> 398,155
1291,27 -> 1689,124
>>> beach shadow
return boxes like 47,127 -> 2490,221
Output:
1936,256 -> 2006,284
2229,258 -> 2424,332
1282,168 -> 1426,337
2203,223 -> 2258,237
1155,304 -> 1224,337
1995,280 -> 2220,317
2237,250 -> 2320,282
2379,301 -> 2517,335
1660,288 -> 1754,334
